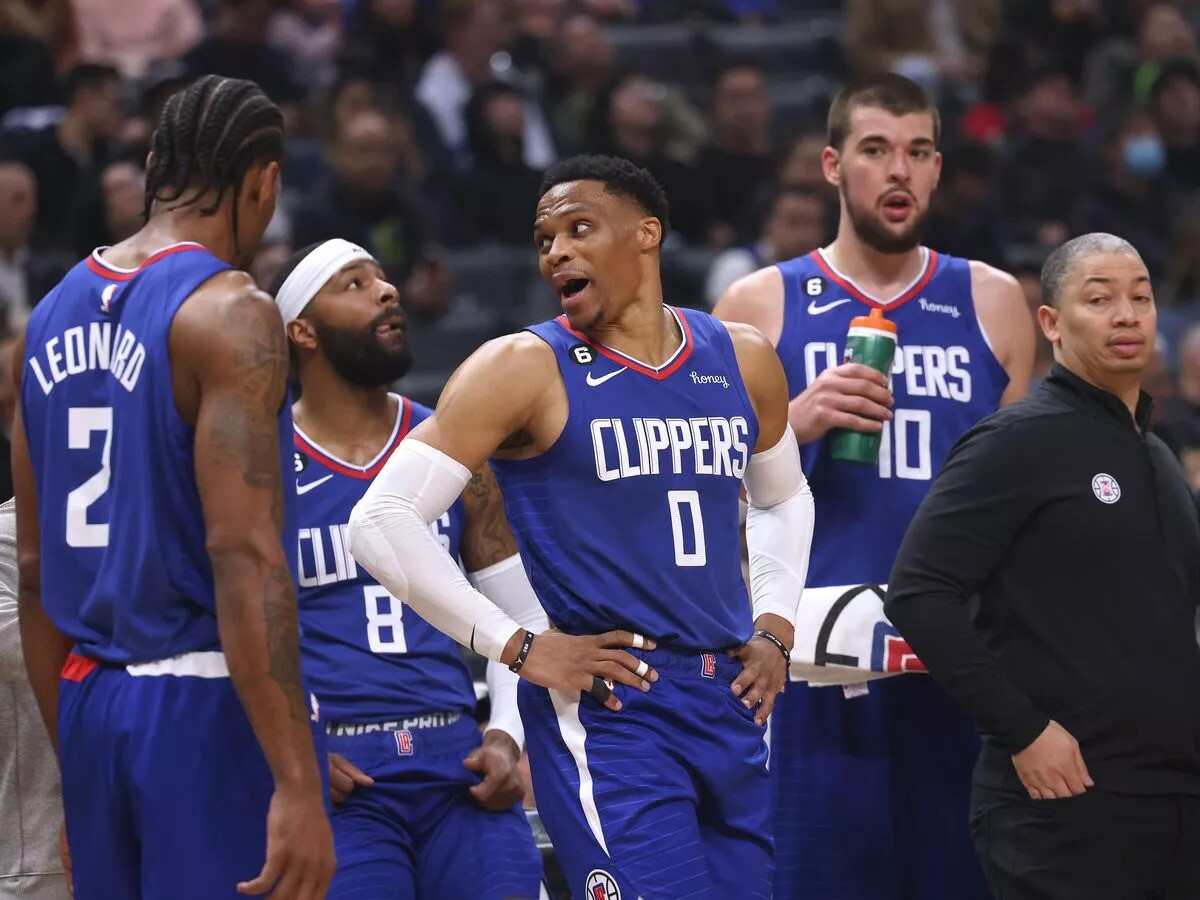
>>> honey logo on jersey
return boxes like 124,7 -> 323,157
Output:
689,371 -> 729,389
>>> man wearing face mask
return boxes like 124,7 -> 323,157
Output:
887,233 -> 1200,899
1070,112 -> 1171,278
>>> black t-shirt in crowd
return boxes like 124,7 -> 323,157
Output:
887,364 -> 1200,796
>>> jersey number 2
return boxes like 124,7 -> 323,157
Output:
66,406 -> 113,547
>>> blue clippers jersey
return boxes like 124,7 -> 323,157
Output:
776,248 -> 1007,588
20,243 -> 297,663
294,396 -> 476,722
491,307 -> 758,651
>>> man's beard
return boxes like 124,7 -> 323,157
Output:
842,181 -> 927,254
315,318 -> 414,388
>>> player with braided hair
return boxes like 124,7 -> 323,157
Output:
13,75 -> 335,899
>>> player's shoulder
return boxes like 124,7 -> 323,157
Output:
713,263 -> 789,345
967,259 -> 1022,304
461,330 -> 558,380
176,270 -> 281,334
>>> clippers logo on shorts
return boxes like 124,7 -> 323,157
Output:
394,729 -> 414,756
701,652 -> 717,679
585,869 -> 620,900
1092,472 -> 1121,504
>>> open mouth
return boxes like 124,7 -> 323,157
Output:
881,193 -> 914,221
559,277 -> 591,301
373,320 -> 405,337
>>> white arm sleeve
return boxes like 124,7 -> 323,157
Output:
347,440 -> 523,662
470,554 -> 550,748
744,428 -> 814,627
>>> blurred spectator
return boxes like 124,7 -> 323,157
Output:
182,0 -> 306,123
544,11 -> 613,155
1155,322 -> 1200,453
1069,110 -> 1171,278
342,0 -> 439,91
845,0 -> 1002,93
993,0 -> 1107,89
577,0 -> 636,21
449,82 -> 543,247
698,61 -> 774,246
704,186 -> 828,306
925,141 -> 1006,266
0,159 -> 67,333
1149,57 -> 1200,192
509,0 -> 562,74
589,72 -> 714,245
415,0 -> 556,170
0,62 -> 122,256
291,109 -> 452,318
1164,197 -> 1200,307
775,127 -> 833,196
997,65 -> 1089,248
1084,1 -> 1198,115
0,3 -> 60,117
71,0 -> 202,79
99,157 -> 143,245
267,0 -> 342,92
1005,245 -> 1053,381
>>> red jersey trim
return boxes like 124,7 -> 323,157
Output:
293,397 -> 412,481
809,249 -> 940,311
61,653 -> 99,682
553,306 -> 694,381
85,242 -> 208,281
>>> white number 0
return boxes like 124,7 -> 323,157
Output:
66,406 -> 113,548
667,490 -> 706,567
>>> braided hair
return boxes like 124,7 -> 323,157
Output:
143,75 -> 284,248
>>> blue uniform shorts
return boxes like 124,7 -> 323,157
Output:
520,645 -> 773,900
325,714 -> 543,899
770,675 -> 988,899
57,652 -> 283,899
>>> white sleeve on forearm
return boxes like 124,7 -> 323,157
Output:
744,428 -> 813,626
347,440 -> 522,662
470,554 -> 550,748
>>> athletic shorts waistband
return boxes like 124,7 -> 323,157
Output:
324,711 -> 464,736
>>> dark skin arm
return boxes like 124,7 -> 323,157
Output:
13,335 -> 74,751
172,272 -> 334,899
459,464 -> 526,810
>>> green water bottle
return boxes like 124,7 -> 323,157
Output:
830,307 -> 897,465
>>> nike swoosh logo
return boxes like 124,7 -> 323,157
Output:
296,474 -> 334,495
807,298 -> 853,315
585,368 -> 628,387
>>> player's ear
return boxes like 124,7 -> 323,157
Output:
931,150 -> 943,190
1036,304 -> 1060,346
821,145 -> 841,187
637,217 -> 662,252
287,316 -> 318,353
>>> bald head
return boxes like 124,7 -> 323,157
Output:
1041,233 -> 1143,308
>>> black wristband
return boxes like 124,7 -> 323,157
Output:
508,630 -> 535,674
753,629 -> 791,665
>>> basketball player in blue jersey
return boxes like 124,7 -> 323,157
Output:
346,154 -> 815,900
715,74 -> 1036,900
268,238 -> 545,899
11,76 -> 334,899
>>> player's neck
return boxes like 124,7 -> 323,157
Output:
824,227 -> 926,301
293,372 -> 398,466
107,211 -> 237,268
587,295 -> 681,368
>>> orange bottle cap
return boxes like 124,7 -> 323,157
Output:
848,306 -> 897,333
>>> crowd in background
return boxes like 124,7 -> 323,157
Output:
5,0 -> 1200,494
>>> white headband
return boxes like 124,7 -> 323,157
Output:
274,238 -> 375,325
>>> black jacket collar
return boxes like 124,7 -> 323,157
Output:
1046,363 -> 1154,432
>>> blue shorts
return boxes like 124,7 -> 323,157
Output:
57,652 -> 283,900
770,675 -> 988,900
520,646 -> 773,900
325,715 -> 543,899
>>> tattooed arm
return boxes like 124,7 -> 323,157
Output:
172,272 -> 333,897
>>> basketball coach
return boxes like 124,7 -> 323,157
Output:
886,233 -> 1200,899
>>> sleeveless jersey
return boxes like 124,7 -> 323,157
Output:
20,243 -> 297,664
294,396 -> 475,722
490,306 -> 759,651
776,248 -> 1007,590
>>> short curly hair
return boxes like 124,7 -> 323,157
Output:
538,154 -> 670,239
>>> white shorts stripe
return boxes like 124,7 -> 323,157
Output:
549,689 -> 610,856
126,651 -> 229,678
